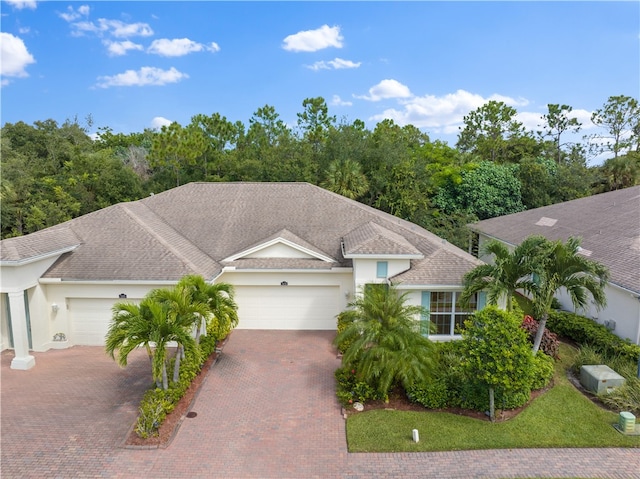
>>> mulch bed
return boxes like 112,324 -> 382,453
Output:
123,337 -> 228,449
342,384 -> 553,422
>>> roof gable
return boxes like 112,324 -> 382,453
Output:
342,222 -> 423,258
224,229 -> 335,263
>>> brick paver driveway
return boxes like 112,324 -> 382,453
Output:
2,330 -> 639,478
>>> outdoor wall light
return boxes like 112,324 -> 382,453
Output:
119,293 -> 127,298
51,303 -> 59,313
280,281 -> 288,286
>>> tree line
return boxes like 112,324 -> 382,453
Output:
2,94 -> 638,248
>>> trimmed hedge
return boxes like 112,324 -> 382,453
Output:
546,311 -> 640,363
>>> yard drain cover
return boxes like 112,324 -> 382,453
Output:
186,412 -> 197,418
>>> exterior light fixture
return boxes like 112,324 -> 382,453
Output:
280,281 -> 288,286
119,293 -> 127,298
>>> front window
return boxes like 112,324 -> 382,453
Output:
430,291 -> 477,335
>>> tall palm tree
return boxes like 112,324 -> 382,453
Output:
106,297 -> 197,389
148,284 -> 208,383
459,236 -> 548,311
334,284 -> 435,398
178,275 -> 238,341
529,237 -> 609,354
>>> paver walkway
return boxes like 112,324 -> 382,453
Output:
1,330 -> 639,478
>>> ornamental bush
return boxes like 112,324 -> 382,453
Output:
521,315 -> 560,359
546,311 -> 640,363
334,366 -> 385,406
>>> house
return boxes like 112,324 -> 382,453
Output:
469,185 -> 640,346
0,182 -> 484,369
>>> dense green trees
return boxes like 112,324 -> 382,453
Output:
2,94 -> 637,246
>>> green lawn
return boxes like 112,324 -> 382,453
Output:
346,344 -> 640,452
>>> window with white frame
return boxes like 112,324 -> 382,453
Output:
422,291 -> 484,336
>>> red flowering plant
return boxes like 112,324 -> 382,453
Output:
521,315 -> 560,358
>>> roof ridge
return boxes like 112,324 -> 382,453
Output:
120,202 -> 219,277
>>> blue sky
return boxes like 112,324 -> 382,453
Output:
1,1 -> 638,154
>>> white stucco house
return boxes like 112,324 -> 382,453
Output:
0,182 -> 485,370
469,185 -> 640,346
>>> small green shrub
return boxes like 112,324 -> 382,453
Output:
334,366 -> 385,406
135,389 -> 174,438
572,344 -> 604,372
335,311 -> 355,354
547,311 -> 640,363
407,379 -> 449,409
599,377 -> 640,415
531,352 -> 555,390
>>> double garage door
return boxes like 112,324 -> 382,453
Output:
69,286 -> 340,345
233,286 -> 340,330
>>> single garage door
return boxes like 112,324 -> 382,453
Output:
69,298 -> 119,345
234,286 -> 340,330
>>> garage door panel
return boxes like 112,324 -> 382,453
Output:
234,286 -> 339,330
70,298 -> 119,346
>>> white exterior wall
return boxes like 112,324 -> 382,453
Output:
557,283 -> 640,345
352,258 -> 410,293
0,293 -> 10,351
35,281 -> 172,351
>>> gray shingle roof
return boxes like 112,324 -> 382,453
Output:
343,222 -> 423,256
2,182 -> 482,285
469,186 -> 640,294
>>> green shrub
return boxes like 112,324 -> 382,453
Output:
135,389 -> 174,438
335,311 -> 355,354
407,379 -> 449,409
572,344 -> 604,372
334,366 -> 385,406
531,352 -> 555,390
547,311 -> 640,363
599,377 -> 640,415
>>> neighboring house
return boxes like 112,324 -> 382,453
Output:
0,182 -> 484,369
469,185 -> 640,346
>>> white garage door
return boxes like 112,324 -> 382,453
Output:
234,286 -> 340,330
70,298 -> 119,345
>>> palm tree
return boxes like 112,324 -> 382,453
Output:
148,284 -> 208,383
529,237 -> 609,354
459,236 -> 548,311
106,297 -> 197,389
321,158 -> 369,200
334,284 -> 435,398
178,275 -> 238,341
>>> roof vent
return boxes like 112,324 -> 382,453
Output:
535,217 -> 557,227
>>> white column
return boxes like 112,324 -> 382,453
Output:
8,291 -> 35,370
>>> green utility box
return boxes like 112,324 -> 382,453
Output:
619,412 -> 636,434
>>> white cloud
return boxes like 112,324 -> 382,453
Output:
516,111 -> 544,133
69,18 -> 153,38
148,38 -> 220,57
104,40 -> 143,57
306,57 -> 361,71
282,24 -> 343,52
0,32 -> 35,84
356,79 -> 412,102
18,26 -> 30,34
569,108 -> 596,130
330,95 -> 352,107
4,0 -> 36,10
367,89 -> 533,134
96,66 -> 188,88
58,5 -> 89,22
151,116 -> 172,130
